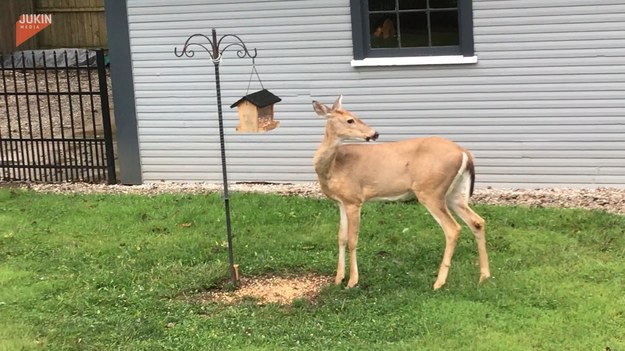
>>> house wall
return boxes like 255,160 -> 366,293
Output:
125,0 -> 625,187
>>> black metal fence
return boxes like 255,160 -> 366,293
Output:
0,49 -> 116,184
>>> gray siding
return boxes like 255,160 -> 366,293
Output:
126,0 -> 625,187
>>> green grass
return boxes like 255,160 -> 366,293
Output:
1,188 -> 624,350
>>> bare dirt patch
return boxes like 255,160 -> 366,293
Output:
181,274 -> 332,306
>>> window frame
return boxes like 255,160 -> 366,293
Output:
350,0 -> 474,60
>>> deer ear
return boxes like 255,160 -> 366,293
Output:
312,100 -> 331,118
331,95 -> 343,110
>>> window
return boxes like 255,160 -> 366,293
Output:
350,0 -> 474,62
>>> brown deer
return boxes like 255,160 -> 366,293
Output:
373,18 -> 396,40
312,96 -> 490,290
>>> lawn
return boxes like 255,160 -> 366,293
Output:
1,188 -> 624,350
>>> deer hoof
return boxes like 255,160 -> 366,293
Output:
346,279 -> 358,288
432,280 -> 445,290
334,276 -> 344,285
479,272 -> 491,284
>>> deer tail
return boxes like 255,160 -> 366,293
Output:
466,153 -> 476,197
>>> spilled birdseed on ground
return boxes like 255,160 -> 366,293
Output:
182,274 -> 333,306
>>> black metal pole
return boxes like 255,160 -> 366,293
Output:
211,29 -> 237,286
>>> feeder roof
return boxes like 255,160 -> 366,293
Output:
230,89 -> 281,108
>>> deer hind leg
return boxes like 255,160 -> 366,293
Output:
418,194 -> 462,290
447,194 -> 491,284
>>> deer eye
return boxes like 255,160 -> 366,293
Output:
347,119 -> 355,124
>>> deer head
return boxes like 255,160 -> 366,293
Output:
312,96 -> 379,142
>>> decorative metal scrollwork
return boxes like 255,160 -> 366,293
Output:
174,32 -> 257,63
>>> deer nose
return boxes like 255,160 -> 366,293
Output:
366,132 -> 379,142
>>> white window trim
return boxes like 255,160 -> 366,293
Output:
351,55 -> 478,67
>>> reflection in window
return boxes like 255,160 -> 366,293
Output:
370,14 -> 398,48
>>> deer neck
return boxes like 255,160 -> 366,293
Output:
313,128 -> 342,182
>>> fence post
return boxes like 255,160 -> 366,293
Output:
96,49 -> 116,184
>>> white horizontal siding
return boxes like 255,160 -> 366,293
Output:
127,0 -> 625,187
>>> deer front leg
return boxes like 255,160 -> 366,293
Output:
345,204 -> 362,288
335,202 -> 348,285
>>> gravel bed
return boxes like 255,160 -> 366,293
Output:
0,68 -> 113,140
471,187 -> 625,216
14,181 -> 625,216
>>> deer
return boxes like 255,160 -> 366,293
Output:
312,96 -> 491,290
373,18 -> 396,40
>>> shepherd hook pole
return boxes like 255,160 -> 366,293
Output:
174,28 -> 258,286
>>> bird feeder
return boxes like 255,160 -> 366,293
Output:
231,89 -> 281,133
